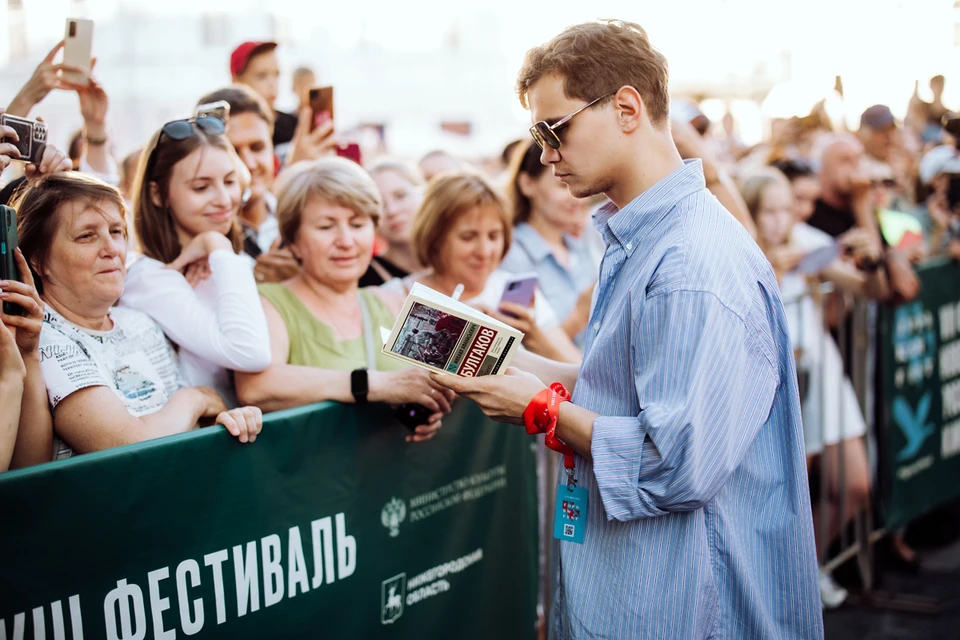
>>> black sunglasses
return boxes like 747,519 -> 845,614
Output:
147,116 -> 226,179
529,92 -> 615,151
160,115 -> 225,141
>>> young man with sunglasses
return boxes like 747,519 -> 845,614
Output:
433,20 -> 822,639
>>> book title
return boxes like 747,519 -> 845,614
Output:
456,327 -> 496,377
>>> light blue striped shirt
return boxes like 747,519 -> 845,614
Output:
552,160 -> 822,639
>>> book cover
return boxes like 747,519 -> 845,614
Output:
382,283 -> 523,377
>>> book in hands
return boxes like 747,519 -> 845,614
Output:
381,283 -> 523,377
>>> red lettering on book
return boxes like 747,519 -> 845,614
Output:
457,327 -> 496,377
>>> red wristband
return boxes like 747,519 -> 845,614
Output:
523,387 -> 554,435
523,383 -> 569,433
523,383 -> 575,469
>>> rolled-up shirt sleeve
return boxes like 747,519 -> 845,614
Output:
591,289 -> 779,521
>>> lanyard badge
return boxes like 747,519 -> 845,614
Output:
554,483 -> 588,543
523,383 -> 588,544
